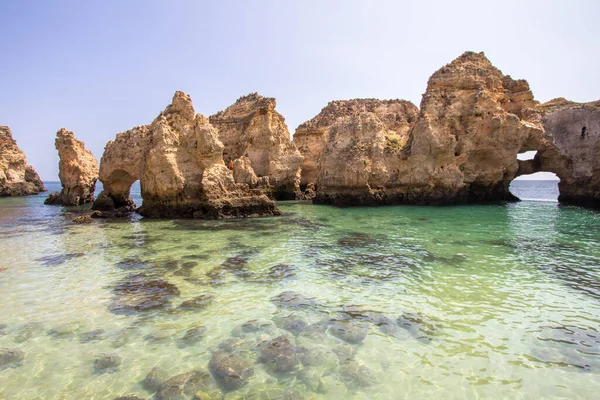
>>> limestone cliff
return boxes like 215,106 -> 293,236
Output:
0,126 -> 46,196
298,52 -> 547,206
92,91 -> 280,219
45,128 -> 99,206
517,98 -> 600,207
209,93 -> 303,199
293,99 -> 418,191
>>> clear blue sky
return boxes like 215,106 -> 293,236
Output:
1,0 -> 598,180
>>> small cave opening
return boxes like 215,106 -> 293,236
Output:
509,172 -> 560,202
517,150 -> 538,160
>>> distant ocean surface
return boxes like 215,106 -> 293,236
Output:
1,180 -> 599,400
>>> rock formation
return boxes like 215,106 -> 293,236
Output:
209,93 -> 303,199
517,98 -> 600,207
295,51 -> 591,206
293,99 -> 419,195
92,91 -> 280,219
0,126 -> 46,196
45,128 -> 99,206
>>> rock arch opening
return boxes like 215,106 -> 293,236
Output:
510,172 -> 560,202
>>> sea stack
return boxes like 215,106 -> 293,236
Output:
0,126 -> 46,196
295,52 -> 543,205
92,91 -> 280,219
209,93 -> 303,199
45,128 -> 99,206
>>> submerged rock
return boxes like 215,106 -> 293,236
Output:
93,353 -> 122,373
339,359 -> 378,388
208,350 -> 253,392
179,325 -> 207,347
178,294 -> 214,311
0,126 -> 46,196
257,335 -> 301,375
0,348 -> 25,366
113,396 -> 145,400
271,291 -> 318,309
79,329 -> 106,343
273,314 -> 308,336
108,273 -> 180,315
156,370 -> 215,400
328,320 -> 369,344
142,366 -> 169,393
230,320 -> 274,337
44,128 -> 98,206
92,91 -> 280,219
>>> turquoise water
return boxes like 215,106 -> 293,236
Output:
1,182 -> 599,399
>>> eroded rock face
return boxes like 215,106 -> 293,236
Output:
92,91 -> 280,218
297,52 -> 546,205
45,128 -> 99,205
0,126 -> 46,196
294,99 -> 418,190
517,98 -> 600,207
210,93 -> 303,199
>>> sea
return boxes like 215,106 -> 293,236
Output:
0,180 -> 599,400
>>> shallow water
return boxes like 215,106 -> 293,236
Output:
1,181 -> 599,399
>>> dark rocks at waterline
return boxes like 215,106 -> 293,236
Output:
142,367 -> 168,393
179,326 -> 207,347
274,314 -> 308,336
35,252 -> 84,266
208,350 -> 253,392
108,274 -> 180,315
0,348 -> 25,366
178,294 -> 214,312
79,329 -> 106,343
328,320 -> 369,344
258,335 -> 302,375
271,291 -> 318,309
155,369 -> 216,400
93,353 -> 123,373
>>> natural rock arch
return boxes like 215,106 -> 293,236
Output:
92,92 -> 280,219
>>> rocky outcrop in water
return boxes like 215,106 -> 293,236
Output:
91,91 -> 280,218
209,93 -> 303,199
0,126 -> 46,196
294,51 -> 597,206
517,98 -> 600,208
45,128 -> 99,206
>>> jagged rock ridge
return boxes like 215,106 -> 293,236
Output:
294,51 -> 600,207
209,93 -> 303,199
45,128 -> 99,206
92,91 -> 280,219
0,126 -> 46,196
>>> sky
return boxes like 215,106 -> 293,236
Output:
1,0 -> 598,181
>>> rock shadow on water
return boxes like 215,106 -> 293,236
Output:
107,273 -> 180,315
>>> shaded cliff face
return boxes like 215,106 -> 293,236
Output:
209,93 -> 303,199
45,128 -> 99,206
517,99 -> 600,207
0,126 -> 46,196
92,91 -> 280,219
298,52 -> 550,205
